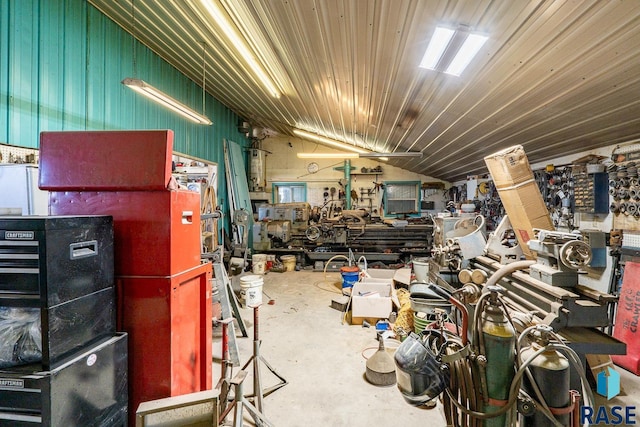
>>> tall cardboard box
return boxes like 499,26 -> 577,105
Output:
484,145 -> 554,258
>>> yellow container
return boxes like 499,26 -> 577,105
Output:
281,255 -> 296,271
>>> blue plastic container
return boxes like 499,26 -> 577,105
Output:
340,266 -> 360,289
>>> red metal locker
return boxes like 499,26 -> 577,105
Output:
117,263 -> 213,421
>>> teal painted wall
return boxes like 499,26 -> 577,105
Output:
0,0 -> 248,228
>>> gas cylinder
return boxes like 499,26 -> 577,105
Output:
519,326 -> 570,427
481,288 -> 515,427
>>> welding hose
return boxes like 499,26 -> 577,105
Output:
513,327 -> 595,427
516,343 -> 594,427
517,327 -> 595,409
517,326 -> 565,427
484,260 -> 536,288
473,259 -> 537,349
445,341 -> 571,423
425,284 -> 469,346
548,331 -> 595,409
449,262 -> 533,424
323,254 -> 354,324
443,338 -> 481,427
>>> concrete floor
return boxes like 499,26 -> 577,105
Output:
214,270 -> 640,427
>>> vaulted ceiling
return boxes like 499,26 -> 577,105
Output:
89,0 -> 640,182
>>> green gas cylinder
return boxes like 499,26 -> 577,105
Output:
520,328 -> 570,427
481,302 -> 515,427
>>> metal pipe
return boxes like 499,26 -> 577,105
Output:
449,296 -> 469,346
345,159 -> 352,210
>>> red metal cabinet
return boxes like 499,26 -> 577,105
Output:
39,130 -> 173,191
117,263 -> 213,419
39,130 -> 214,426
49,190 -> 202,276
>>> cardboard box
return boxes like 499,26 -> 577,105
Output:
349,316 -> 382,326
485,146 -> 554,259
393,267 -> 413,286
351,280 -> 393,319
366,269 -> 397,280
492,181 -> 553,258
484,145 -> 534,189
361,268 -> 411,285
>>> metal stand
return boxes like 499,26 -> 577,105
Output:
241,304 -> 288,409
226,370 -> 274,427
211,246 -> 247,366
215,318 -> 234,425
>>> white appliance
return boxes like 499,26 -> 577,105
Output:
0,164 -> 48,215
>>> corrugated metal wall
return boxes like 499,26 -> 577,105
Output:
0,0 -> 246,165
0,0 -> 247,229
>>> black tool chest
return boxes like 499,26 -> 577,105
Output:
0,216 -> 127,426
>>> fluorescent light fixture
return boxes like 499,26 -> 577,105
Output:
200,0 -> 281,98
446,33 -> 489,76
122,78 -> 212,125
419,26 -> 488,76
294,129 -> 423,159
419,27 -> 455,70
293,129 -> 369,154
361,152 -> 423,158
297,152 -> 359,159
297,152 -> 422,159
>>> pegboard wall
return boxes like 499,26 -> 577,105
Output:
0,143 -> 39,164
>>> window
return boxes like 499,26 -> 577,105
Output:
272,182 -> 307,203
383,181 -> 420,217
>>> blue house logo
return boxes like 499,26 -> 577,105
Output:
597,366 -> 621,400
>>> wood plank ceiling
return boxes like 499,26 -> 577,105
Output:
88,0 -> 640,182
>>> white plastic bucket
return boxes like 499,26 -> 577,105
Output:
413,257 -> 430,283
252,254 -> 267,275
240,275 -> 263,308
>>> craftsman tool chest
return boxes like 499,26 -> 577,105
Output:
0,333 -> 128,427
0,215 -> 116,370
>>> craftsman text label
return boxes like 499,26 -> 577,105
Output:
0,379 -> 24,388
3,231 -> 35,240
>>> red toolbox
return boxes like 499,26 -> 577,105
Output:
117,263 -> 213,415
39,130 -> 173,191
49,190 -> 202,276
39,130 -> 213,425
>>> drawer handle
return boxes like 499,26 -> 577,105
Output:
69,240 -> 98,260
182,211 -> 194,225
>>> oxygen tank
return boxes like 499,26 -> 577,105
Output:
520,327 -> 570,427
481,289 -> 515,427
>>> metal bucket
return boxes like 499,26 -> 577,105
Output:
446,215 -> 486,259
